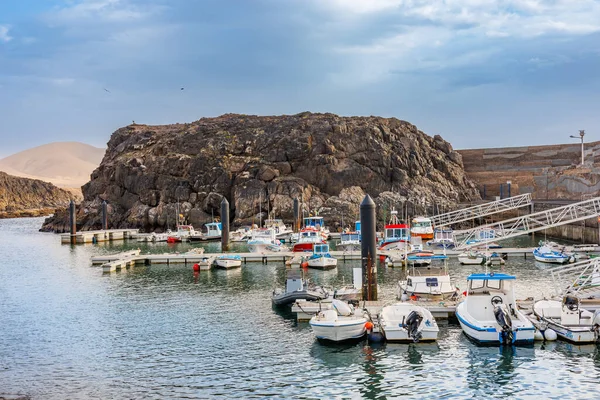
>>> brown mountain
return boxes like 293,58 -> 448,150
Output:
0,171 -> 75,218
41,112 -> 480,232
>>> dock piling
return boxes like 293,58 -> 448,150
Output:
101,200 -> 108,230
69,200 -> 76,245
293,197 -> 300,232
221,197 -> 230,251
360,195 -> 378,301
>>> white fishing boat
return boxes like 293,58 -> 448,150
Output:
533,243 -> 572,264
378,303 -> 439,342
150,231 -> 171,242
309,299 -> 368,342
397,266 -> 459,301
247,228 -> 287,253
455,273 -> 535,345
410,216 -> 434,241
167,225 -> 198,243
301,216 -> 330,240
272,270 -> 329,306
190,222 -> 222,242
458,251 -> 485,265
230,225 -> 255,242
426,228 -> 455,248
336,225 -> 361,252
263,218 -> 293,239
533,296 -> 600,343
214,255 -> 242,269
306,244 -> 337,270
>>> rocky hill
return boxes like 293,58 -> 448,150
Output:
41,113 -> 480,232
0,171 -> 74,218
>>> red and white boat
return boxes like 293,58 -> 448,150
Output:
378,210 -> 410,251
293,228 -> 326,252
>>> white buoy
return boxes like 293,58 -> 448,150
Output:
535,328 -> 558,341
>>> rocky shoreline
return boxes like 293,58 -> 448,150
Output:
42,112 -> 480,232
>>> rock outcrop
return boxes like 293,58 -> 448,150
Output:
41,113 -> 480,232
0,171 -> 74,218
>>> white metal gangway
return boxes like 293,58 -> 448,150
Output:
548,258 -> 600,299
454,196 -> 600,250
431,193 -> 532,228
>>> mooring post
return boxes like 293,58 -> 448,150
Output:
69,200 -> 76,244
221,197 -> 230,252
360,195 -> 378,301
507,182 -> 511,198
102,200 -> 108,230
483,184 -> 486,200
500,184 -> 504,199
293,197 -> 300,233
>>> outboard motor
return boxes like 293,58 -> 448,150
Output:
493,303 -> 513,344
405,310 -> 424,343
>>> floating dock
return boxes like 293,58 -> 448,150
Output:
61,229 -> 139,244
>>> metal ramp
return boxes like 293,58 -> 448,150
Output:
454,196 -> 600,250
548,258 -> 600,299
431,193 -> 532,228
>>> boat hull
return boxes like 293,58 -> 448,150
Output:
307,256 -> 338,270
455,303 -> 535,344
293,242 -> 316,252
309,319 -> 367,342
533,254 -> 570,264
214,259 -> 242,269
272,291 -> 327,306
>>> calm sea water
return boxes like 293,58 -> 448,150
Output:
1,217 -> 599,399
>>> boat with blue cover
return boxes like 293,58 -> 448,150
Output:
306,244 -> 337,270
533,243 -> 572,264
456,273 -> 535,345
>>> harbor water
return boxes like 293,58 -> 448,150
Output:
1,217 -> 600,399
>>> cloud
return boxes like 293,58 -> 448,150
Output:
0,25 -> 12,42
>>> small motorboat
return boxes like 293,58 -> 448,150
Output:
334,268 -> 363,301
458,251 -> 485,265
292,228 -> 325,252
533,296 -> 600,343
214,255 -> 242,269
150,231 -> 171,242
247,228 -> 288,253
455,273 -> 535,345
410,216 -> 434,241
272,270 -> 329,306
486,252 -> 506,266
397,266 -> 459,301
336,225 -> 361,252
378,303 -> 439,342
189,222 -> 222,242
309,299 -> 368,342
533,243 -> 572,264
378,210 -> 410,251
306,244 -> 337,270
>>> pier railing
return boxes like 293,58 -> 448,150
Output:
454,196 -> 600,249
432,193 -> 532,228
547,258 -> 600,299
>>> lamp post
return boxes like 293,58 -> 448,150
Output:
570,130 -> 585,166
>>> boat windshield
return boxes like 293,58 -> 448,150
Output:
342,233 -> 361,241
413,221 -> 431,228
469,279 -> 503,293
386,228 -> 407,239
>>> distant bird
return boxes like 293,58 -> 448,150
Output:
180,87 -> 184,90
104,88 -> 111,93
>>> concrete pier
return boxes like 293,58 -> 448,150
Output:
61,228 -> 139,244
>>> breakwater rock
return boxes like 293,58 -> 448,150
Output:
41,113 -> 480,232
0,171 -> 74,219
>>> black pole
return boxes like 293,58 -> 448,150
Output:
293,197 -> 300,233
500,184 -> 504,199
508,182 -> 511,198
360,195 -> 377,301
102,200 -> 108,230
221,197 -> 230,252
69,200 -> 76,244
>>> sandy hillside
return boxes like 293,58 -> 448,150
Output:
0,142 -> 105,188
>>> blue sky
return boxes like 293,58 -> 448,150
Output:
1,0 -> 600,157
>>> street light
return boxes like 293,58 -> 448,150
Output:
570,130 -> 585,166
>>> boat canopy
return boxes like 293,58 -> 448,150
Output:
304,217 -> 324,228
466,273 -> 516,281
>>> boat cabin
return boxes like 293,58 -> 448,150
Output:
384,224 -> 409,242
465,273 -> 516,317
355,221 -> 361,232
203,222 -> 222,236
313,244 -> 330,255
433,229 -> 453,241
304,216 -> 325,229
340,232 -> 361,243
412,217 -> 433,230
300,229 -> 321,241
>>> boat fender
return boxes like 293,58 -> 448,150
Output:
193,263 -> 200,272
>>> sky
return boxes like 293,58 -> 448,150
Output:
1,0 -> 600,157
